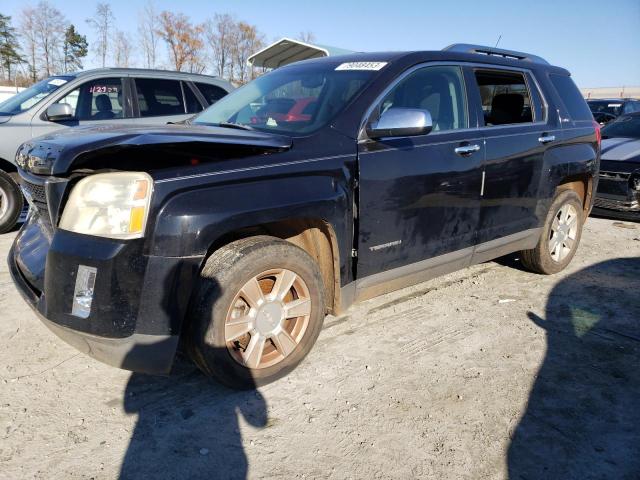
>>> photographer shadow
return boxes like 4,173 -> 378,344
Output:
508,257 -> 640,479
118,266 -> 268,480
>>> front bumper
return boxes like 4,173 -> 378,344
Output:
8,228 -> 203,374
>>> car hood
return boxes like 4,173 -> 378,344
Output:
0,114 -> 12,124
601,137 -> 640,162
16,123 -> 293,175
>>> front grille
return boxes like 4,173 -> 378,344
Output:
594,196 -> 640,212
599,171 -> 630,182
21,180 -> 53,230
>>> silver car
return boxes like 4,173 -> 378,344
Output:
0,68 -> 233,232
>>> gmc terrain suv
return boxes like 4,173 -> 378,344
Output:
8,45 -> 600,389
0,68 -> 233,233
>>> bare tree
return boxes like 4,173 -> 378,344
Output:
18,7 -> 38,81
204,13 -> 235,78
297,31 -> 316,44
231,22 -> 264,84
113,30 -> 132,67
86,3 -> 114,68
138,1 -> 159,68
157,11 -> 203,72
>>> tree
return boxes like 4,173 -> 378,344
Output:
297,31 -> 316,44
204,13 -> 235,78
113,30 -> 132,67
230,22 -> 264,84
19,7 -> 39,81
157,11 -> 203,72
62,25 -> 88,73
138,1 -> 159,68
0,14 -> 25,81
86,3 -> 114,68
33,1 -> 67,77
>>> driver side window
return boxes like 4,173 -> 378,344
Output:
377,65 -> 468,132
55,78 -> 125,120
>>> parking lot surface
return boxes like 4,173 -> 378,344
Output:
1,216 -> 639,479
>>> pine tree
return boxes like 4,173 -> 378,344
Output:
63,25 -> 88,73
0,14 -> 24,81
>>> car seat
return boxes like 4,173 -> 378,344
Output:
93,94 -> 116,120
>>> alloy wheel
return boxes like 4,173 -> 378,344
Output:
548,203 -> 579,262
225,268 -> 312,369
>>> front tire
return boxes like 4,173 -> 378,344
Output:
520,189 -> 584,274
0,170 -> 23,234
187,236 -> 326,389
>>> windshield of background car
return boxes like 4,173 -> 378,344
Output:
193,63 -> 381,135
601,115 -> 640,139
0,76 -> 74,115
588,100 -> 623,117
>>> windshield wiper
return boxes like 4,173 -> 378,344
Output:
216,122 -> 255,131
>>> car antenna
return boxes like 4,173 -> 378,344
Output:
494,35 -> 502,48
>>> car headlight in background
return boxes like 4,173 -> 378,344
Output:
59,172 -> 154,239
630,173 -> 640,192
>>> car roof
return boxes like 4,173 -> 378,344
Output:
282,48 -> 569,75
70,68 -> 227,82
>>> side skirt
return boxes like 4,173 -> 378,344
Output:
338,228 -> 541,312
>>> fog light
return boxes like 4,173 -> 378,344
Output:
72,265 -> 97,319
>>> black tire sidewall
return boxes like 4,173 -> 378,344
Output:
0,171 -> 23,234
188,237 -> 326,389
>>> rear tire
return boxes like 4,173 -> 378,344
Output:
520,189 -> 584,274
0,170 -> 23,234
187,236 -> 326,389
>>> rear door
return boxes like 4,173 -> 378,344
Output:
357,64 -> 483,280
131,77 -> 193,124
468,68 -> 558,246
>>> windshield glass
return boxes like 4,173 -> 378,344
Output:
193,63 -> 379,135
0,76 -> 74,115
588,100 -> 624,117
602,115 -> 640,139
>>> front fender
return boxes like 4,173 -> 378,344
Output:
148,173 -> 353,277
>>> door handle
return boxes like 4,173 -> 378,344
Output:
454,144 -> 481,156
538,135 -> 555,144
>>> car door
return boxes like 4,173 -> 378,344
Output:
356,64 -> 483,284
468,68 -> 556,247
31,76 -> 135,138
131,77 -> 193,125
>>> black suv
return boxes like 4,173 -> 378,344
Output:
9,44 -> 600,388
588,98 -> 640,125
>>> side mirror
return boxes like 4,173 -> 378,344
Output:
46,103 -> 74,122
367,108 -> 433,139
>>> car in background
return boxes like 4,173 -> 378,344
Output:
0,68 -> 233,233
592,112 -> 640,220
587,98 -> 640,125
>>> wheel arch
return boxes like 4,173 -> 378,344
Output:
555,174 -> 594,216
201,218 -> 343,316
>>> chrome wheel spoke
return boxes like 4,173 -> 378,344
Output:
225,316 -> 253,341
284,298 -> 311,318
271,269 -> 297,300
551,216 -> 560,232
272,329 -> 297,357
563,236 -> 575,250
241,277 -> 265,309
243,333 -> 266,369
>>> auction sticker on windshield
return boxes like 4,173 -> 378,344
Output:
335,62 -> 387,71
48,79 -> 68,86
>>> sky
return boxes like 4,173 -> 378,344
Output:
2,0 -> 639,88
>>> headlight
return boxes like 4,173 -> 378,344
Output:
59,172 -> 154,239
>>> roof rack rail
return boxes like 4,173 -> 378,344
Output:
443,43 -> 549,65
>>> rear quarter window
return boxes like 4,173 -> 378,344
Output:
549,74 -> 593,121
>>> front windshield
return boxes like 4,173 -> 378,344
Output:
588,100 -> 623,117
602,115 -> 640,139
193,63 -> 379,135
0,76 -> 74,115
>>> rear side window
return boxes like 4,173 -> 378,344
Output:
549,74 -> 593,121
474,70 -> 534,125
195,82 -> 228,105
183,83 -> 204,114
135,78 -> 186,117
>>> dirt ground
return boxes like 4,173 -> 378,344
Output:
1,216 -> 639,480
